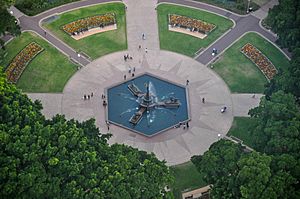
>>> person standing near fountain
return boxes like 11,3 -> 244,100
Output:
106,121 -> 110,131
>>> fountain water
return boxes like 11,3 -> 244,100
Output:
107,73 -> 189,136
128,81 -> 181,125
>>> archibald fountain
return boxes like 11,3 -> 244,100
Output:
107,73 -> 189,136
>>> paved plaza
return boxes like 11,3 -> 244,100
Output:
12,0 -> 277,165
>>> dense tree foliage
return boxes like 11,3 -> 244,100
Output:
265,0 -> 300,51
191,140 -> 244,198
0,8 -> 21,37
0,0 -> 15,9
0,69 -> 173,198
249,91 -> 300,156
248,91 -> 300,196
0,0 -> 20,49
192,140 -> 298,199
15,0 -> 79,16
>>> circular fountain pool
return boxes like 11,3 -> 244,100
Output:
107,73 -> 189,136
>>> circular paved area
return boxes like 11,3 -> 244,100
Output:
62,50 -> 233,165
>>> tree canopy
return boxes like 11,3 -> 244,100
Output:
0,69 -> 173,198
265,0 -> 300,51
249,91 -> 300,157
192,140 -> 298,199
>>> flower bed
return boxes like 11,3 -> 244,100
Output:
6,42 -> 44,83
169,14 -> 216,34
241,43 -> 277,80
62,13 -> 116,35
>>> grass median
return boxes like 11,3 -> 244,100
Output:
1,32 -> 77,93
44,3 -> 127,60
212,32 -> 290,93
157,4 -> 233,57
170,161 -> 206,199
227,117 -> 257,148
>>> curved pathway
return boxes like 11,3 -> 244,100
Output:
8,0 -> 280,164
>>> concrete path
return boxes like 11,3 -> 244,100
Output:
252,0 -> 278,20
231,94 -> 263,117
44,50 -> 234,165
124,0 -> 160,51
27,93 -> 63,118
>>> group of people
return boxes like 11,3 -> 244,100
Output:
123,66 -> 136,80
124,54 -> 133,61
83,92 -> 94,100
175,121 -> 190,129
101,94 -> 107,106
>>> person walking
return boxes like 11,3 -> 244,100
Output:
106,121 -> 110,131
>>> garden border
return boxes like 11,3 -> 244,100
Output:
5,42 -> 44,83
240,42 -> 277,81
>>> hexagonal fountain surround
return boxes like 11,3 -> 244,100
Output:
106,73 -> 190,137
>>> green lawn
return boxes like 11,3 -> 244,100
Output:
228,117 -> 257,148
213,32 -> 291,93
157,4 -> 233,57
170,161 -> 206,199
44,3 -> 127,60
1,32 -> 77,93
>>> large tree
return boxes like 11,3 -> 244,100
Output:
0,69 -> 173,198
0,0 -> 15,9
0,8 -> 20,37
192,140 -> 298,199
265,0 -> 300,51
192,140 -> 245,198
249,91 -> 300,157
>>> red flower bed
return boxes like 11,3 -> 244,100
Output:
169,14 -> 216,34
6,42 -> 44,83
62,13 -> 116,35
241,43 -> 277,80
